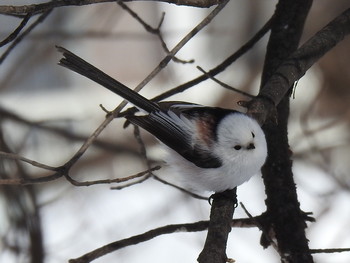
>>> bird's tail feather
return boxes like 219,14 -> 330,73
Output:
57,46 -> 159,113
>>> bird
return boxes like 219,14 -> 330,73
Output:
57,46 -> 267,193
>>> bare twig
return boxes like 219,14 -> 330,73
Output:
0,151 -> 58,172
127,0 -> 230,96
69,214 -> 261,263
310,248 -> 350,254
110,175 -> 151,190
0,107 -> 140,155
69,221 -> 210,263
149,15 -> 273,103
64,166 -> 161,186
0,172 -> 63,185
0,0 -> 222,17
196,66 -> 254,98
152,174 -> 208,200
118,1 -> 194,64
0,9 -> 52,64
117,15 -> 272,119
240,202 -> 278,251
0,12 -> 31,46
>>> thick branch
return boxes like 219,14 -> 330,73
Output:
197,189 -> 237,263
257,0 -> 314,262
247,7 -> 350,124
260,7 -> 350,106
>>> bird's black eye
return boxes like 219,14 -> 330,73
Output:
233,145 -> 242,150
251,132 -> 255,138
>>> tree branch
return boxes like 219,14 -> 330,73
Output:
69,212 -> 262,263
0,12 -> 31,46
310,248 -> 350,254
246,7 -> 350,124
117,1 -> 193,64
253,0 -> 314,262
0,9 -> 52,64
197,189 -> 237,263
0,151 -> 59,172
0,0 -> 224,17
69,221 -> 210,263
118,15 -> 272,118
64,166 -> 160,186
150,16 -> 273,103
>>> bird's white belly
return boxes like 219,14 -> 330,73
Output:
163,147 -> 256,193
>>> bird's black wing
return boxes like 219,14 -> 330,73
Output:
127,106 -> 236,168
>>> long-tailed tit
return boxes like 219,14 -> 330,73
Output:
57,47 -> 267,193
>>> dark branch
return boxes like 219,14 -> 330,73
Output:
310,248 -> 350,254
247,7 -> 350,124
196,66 -> 254,98
69,221 -> 210,263
64,166 -> 160,187
69,213 -> 261,263
0,12 -> 31,46
254,0 -> 314,262
151,16 -> 273,102
0,9 -> 52,64
0,0 -> 224,17
198,189 -> 237,263
117,1 -> 193,64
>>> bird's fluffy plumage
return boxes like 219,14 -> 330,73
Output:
57,47 -> 267,193
164,113 -> 267,192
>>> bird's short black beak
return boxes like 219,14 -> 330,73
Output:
247,143 -> 255,150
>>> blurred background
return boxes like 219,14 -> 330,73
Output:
0,0 -> 350,262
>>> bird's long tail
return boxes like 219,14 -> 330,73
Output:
57,46 -> 159,113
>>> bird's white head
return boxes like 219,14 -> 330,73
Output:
213,113 -> 267,174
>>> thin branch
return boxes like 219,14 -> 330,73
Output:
0,151 -> 59,172
0,171 -> 63,185
310,248 -> 350,254
0,0 -> 222,17
0,9 -> 52,64
240,202 -> 278,251
64,166 -> 161,186
196,66 -> 254,98
117,1 -> 193,64
110,174 -> 151,190
69,221 -> 210,263
69,214 -> 261,263
118,15 -> 272,119
152,174 -> 208,200
149,15 -> 273,102
126,0 -> 230,97
0,12 -> 31,46
0,107 -> 139,155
